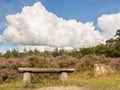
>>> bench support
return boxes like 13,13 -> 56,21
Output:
23,72 -> 31,84
60,72 -> 68,84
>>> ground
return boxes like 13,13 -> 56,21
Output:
14,86 -> 86,90
35,86 -> 85,90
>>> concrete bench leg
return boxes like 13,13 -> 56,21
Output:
23,72 -> 31,84
60,72 -> 68,84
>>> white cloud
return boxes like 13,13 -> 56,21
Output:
98,13 -> 120,38
4,2 -> 104,48
24,46 -> 73,52
0,35 -> 5,44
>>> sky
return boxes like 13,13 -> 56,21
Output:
0,0 -> 120,53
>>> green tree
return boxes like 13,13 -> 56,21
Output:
114,29 -> 120,51
105,29 -> 120,57
3,50 -> 12,58
115,29 -> 120,40
80,47 -> 94,56
106,38 -> 115,47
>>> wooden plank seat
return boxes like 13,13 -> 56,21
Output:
18,67 -> 75,84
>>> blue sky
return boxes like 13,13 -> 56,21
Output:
0,0 -> 120,52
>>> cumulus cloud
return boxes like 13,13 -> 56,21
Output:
0,35 -> 5,44
98,13 -> 120,38
4,2 -> 104,48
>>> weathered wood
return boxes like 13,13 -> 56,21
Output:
18,68 -> 75,73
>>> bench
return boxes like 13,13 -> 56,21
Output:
18,67 -> 75,84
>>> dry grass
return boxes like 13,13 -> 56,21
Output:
0,72 -> 120,90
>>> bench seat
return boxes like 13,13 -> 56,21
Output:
18,67 -> 75,73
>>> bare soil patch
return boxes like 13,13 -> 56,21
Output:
35,86 -> 86,90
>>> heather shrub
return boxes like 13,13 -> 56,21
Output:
0,57 -> 7,68
21,55 -> 49,68
109,58 -> 120,71
0,69 -> 21,82
50,55 -> 79,68
0,58 -> 22,83
76,54 -> 110,72
0,54 -> 120,83
7,58 -> 22,69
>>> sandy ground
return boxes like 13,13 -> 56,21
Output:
15,86 -> 86,90
35,86 -> 86,90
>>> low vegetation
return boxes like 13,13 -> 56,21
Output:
0,55 -> 120,83
0,72 -> 120,90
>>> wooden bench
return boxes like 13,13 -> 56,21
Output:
18,67 -> 75,84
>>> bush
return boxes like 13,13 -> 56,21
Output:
21,55 -> 49,68
0,57 -> 7,68
0,69 -> 21,82
109,58 -> 120,71
0,54 -> 120,83
50,55 -> 79,68
76,54 -> 110,72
